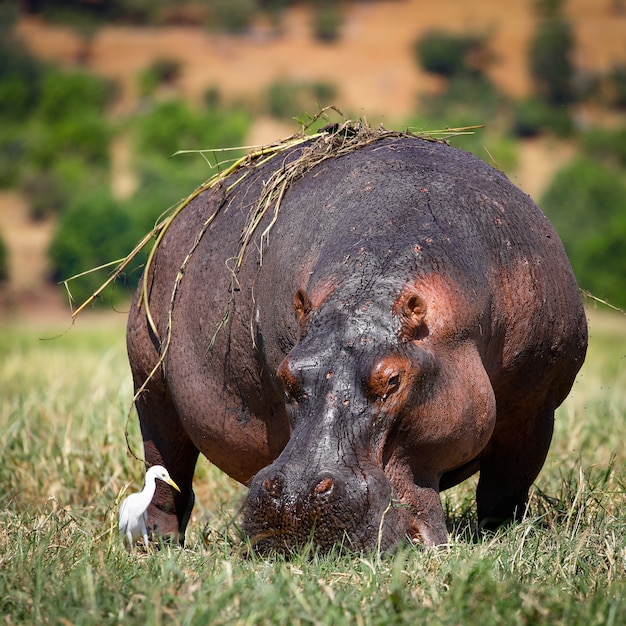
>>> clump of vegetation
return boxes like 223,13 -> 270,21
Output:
511,97 -> 574,138
137,57 -> 182,97
48,188 -> 140,307
519,0 -> 575,137
581,126 -> 626,168
529,0 -> 575,107
0,29 -> 47,122
208,0 -> 258,33
540,157 -> 626,309
414,30 -> 490,79
413,29 -> 504,126
134,99 -> 249,157
38,68 -> 116,122
0,231 -> 8,283
18,171 -> 68,221
311,0 -> 343,42
0,44 -> 115,187
605,64 -> 626,109
266,80 -> 338,119
49,98 -> 251,307
420,74 -> 506,126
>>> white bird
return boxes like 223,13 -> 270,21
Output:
118,465 -> 181,550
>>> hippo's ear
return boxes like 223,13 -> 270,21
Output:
293,289 -> 312,324
395,291 -> 428,340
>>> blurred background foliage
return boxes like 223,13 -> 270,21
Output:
0,0 -> 625,309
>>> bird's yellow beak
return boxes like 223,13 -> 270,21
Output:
167,477 -> 181,492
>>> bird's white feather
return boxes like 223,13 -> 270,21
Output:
118,465 -> 180,550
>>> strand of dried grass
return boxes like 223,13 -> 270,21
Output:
67,112 -> 478,326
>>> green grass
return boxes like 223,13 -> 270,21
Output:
1,308 -> 625,625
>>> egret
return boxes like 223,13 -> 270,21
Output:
119,464 -> 180,550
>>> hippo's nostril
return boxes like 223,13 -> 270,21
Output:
313,476 -> 334,496
262,473 -> 285,499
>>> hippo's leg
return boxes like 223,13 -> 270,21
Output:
127,313 -> 199,546
410,485 -> 450,546
476,405 -> 554,532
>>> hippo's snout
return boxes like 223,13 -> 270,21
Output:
243,467 -> 346,552
242,461 -> 413,555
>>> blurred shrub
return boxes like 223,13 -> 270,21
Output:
48,99 -> 252,305
0,4 -> 47,122
418,75 -> 506,128
209,0 -> 258,33
529,8 -> 574,106
581,127 -> 626,168
0,63 -> 114,188
511,97 -> 573,138
20,156 -> 104,220
0,231 -> 7,283
37,69 -> 116,121
132,100 -> 251,226
35,114 -> 112,169
453,133 -> 518,174
266,80 -> 337,118
603,65 -> 626,110
48,188 -> 141,306
540,157 -> 626,308
134,99 -> 250,156
414,31 -> 491,79
0,42 -> 47,122
32,0 -> 162,24
0,127 -> 27,188
267,81 -> 303,118
263,0 -> 290,31
312,1 -> 343,42
19,171 -> 68,220
204,85 -> 221,109
137,57 -> 182,96
0,116 -> 111,190
414,30 -> 501,127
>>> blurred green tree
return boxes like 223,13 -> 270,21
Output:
0,231 -> 8,283
540,158 -> 626,308
414,30 -> 491,79
48,188 -> 139,306
529,0 -> 575,106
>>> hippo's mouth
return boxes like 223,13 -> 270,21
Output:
241,492 -> 416,556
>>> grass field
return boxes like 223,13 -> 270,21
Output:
1,306 -> 625,625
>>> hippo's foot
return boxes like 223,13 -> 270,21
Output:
476,488 -> 529,535
405,485 -> 449,547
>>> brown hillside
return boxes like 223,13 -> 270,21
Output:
2,0 -> 626,321
15,0 -> 626,122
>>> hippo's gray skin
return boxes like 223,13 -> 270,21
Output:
126,136 -> 587,553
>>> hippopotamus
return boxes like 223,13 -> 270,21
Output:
126,131 -> 587,553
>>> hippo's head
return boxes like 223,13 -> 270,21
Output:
242,281 -> 496,554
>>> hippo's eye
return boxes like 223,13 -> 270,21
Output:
380,373 -> 401,401
387,374 -> 401,394
367,361 -> 404,403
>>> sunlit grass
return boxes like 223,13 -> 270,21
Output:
1,308 -> 625,624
